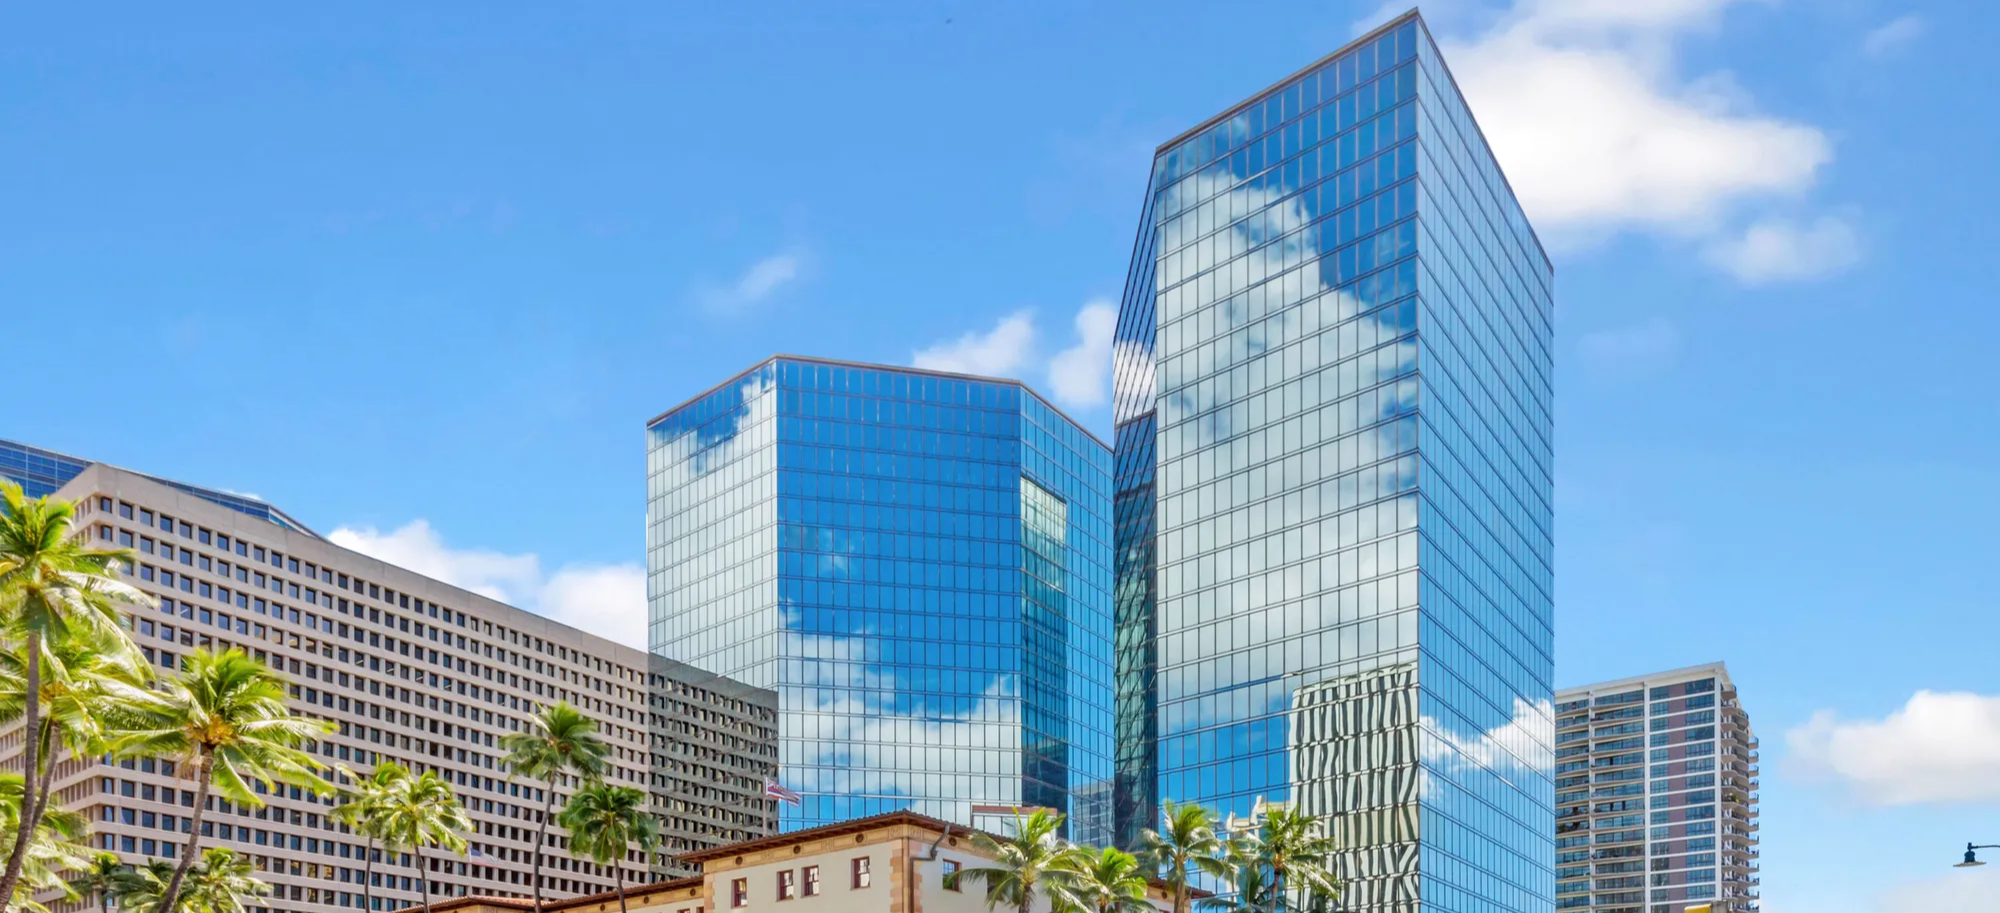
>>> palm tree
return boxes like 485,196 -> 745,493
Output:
69,851 -> 130,913
332,763 -> 411,913
180,848 -> 268,913
371,769 -> 470,913
558,783 -> 658,913
500,701 -> 608,913
103,860 -> 179,913
1236,805 -> 1340,913
0,481 -> 152,904
1194,860 -> 1278,913
0,771 -> 92,913
0,630 -> 155,855
113,850 -> 266,913
957,808 -> 1082,913
1138,800 -> 1233,913
1065,845 -> 1156,913
113,648 -> 333,913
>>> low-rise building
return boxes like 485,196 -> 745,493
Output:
390,811 -> 1190,913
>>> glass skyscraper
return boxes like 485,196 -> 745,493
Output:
1112,11 -> 1555,913
646,356 -> 1116,844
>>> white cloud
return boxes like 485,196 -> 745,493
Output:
699,251 -> 803,313
913,300 -> 1126,413
1872,867 -> 2000,913
328,520 -> 646,648
1787,691 -> 2000,805
1435,0 -> 1827,235
1424,696 -> 1557,779
911,310 -> 1037,377
1046,300 -> 1118,408
1704,215 -> 1864,284
1863,14 -> 1928,58
1379,0 -> 1854,283
1579,317 -> 1681,373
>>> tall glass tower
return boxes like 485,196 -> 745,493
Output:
1111,12 -> 1555,913
647,356 -> 1116,844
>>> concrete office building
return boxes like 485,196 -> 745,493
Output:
1554,664 -> 1761,913
646,357 -> 1115,844
0,440 -> 780,913
1110,10 -> 1556,913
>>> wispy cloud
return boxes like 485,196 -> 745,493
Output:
328,519 -> 646,648
1787,690 -> 2000,805
1704,215 -> 1864,285
1579,317 -> 1681,374
1374,0 -> 1858,284
1872,866 -> 2000,913
1862,14 -> 1928,58
698,250 -> 804,313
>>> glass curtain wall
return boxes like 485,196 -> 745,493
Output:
648,357 -> 1114,845
1111,12 -> 1554,913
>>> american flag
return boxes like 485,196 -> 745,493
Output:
763,778 -> 802,806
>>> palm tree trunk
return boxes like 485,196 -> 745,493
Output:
27,726 -> 62,856
155,750 -> 215,913
615,864 -> 626,913
0,633 -> 44,905
417,844 -> 432,913
362,836 -> 375,913
533,785 -> 553,913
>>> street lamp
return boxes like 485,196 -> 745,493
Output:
1955,843 -> 2000,868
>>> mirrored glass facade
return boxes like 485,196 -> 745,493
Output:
647,357 -> 1115,844
1112,12 -> 1555,912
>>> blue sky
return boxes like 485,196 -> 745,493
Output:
5,1 -> 1998,910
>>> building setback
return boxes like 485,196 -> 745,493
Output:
1109,10 -> 1556,913
645,356 -> 1115,844
1554,664 -> 1761,913
0,443 -> 779,913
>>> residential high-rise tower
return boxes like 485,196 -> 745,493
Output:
645,356 -> 1116,844
1555,664 -> 1761,913
1110,12 -> 1556,913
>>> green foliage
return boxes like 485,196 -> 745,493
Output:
502,701 -> 610,911
958,808 -> 1084,913
1062,845 -> 1156,913
1137,800 -> 1235,913
559,782 -> 657,912
112,849 -> 267,913
114,647 -> 333,913
372,769 -> 471,860
500,701 -> 610,784
559,782 -> 657,867
114,648 -> 333,805
0,771 -> 91,913
0,481 -> 153,906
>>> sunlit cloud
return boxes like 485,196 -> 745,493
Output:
329,520 -> 647,648
1787,690 -> 2000,805
1365,0 -> 1858,284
